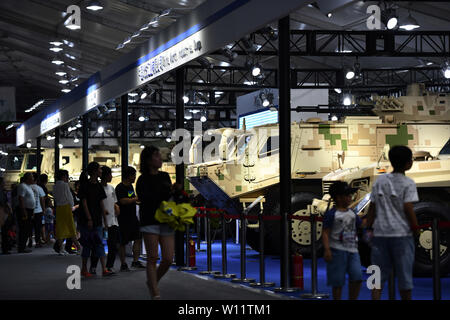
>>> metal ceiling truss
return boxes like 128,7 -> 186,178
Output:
220,30 -> 450,57
161,65 -> 450,90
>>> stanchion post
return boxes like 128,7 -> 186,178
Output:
301,206 -> 329,299
432,217 -> 441,300
231,201 -> 255,283
178,223 -> 197,271
214,210 -> 236,279
196,209 -> 205,252
251,201 -> 275,287
199,208 -> 220,275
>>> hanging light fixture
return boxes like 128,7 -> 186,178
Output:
52,55 -> 64,65
55,69 -> 67,77
97,126 -> 104,134
399,11 -> 420,30
86,0 -> 103,11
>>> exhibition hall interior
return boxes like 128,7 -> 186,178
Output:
0,0 -> 449,304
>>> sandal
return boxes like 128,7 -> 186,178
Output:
146,281 -> 160,300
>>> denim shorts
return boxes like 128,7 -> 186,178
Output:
326,248 -> 363,287
140,224 -> 174,236
79,226 -> 105,258
371,236 -> 415,291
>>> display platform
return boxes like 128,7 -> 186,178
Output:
172,239 -> 450,300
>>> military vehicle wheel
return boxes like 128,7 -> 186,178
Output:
246,191 -> 321,257
413,202 -> 450,277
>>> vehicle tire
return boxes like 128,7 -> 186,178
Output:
246,190 -> 321,257
413,201 -> 450,277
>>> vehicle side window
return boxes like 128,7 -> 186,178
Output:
6,155 -> 24,170
258,136 -> 279,158
439,138 -> 450,155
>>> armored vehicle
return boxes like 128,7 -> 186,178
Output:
1,144 -> 181,191
186,84 -> 450,271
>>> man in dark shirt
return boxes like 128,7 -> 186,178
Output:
115,166 -> 145,271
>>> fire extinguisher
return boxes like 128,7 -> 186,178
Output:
292,253 -> 304,289
189,237 -> 196,267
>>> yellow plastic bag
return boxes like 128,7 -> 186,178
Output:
155,201 -> 197,232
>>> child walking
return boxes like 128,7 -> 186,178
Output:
322,181 -> 363,300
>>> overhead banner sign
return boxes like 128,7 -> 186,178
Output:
19,0 -> 309,144
138,36 -> 203,84
0,87 -> 16,122
40,111 -> 61,136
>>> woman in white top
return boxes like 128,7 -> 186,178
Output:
53,169 -> 79,255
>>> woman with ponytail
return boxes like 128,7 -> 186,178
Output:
78,162 -> 113,277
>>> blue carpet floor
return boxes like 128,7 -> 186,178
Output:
172,239 -> 450,300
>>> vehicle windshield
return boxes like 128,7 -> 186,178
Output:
6,154 -> 24,171
26,154 -> 43,170
439,138 -> 450,155
258,135 -> 279,158
236,134 -> 253,156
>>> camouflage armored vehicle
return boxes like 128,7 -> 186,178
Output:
2,144 -> 184,192
186,83 -> 450,266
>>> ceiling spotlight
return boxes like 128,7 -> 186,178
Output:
61,88 -> 71,93
49,40 -> 63,46
443,63 -> 450,79
252,64 -> 262,77
123,37 -> 131,45
331,115 -> 338,121
399,11 -> 420,31
50,47 -> 63,53
183,95 -> 189,104
140,144 -> 145,149
200,115 -> 207,123
26,142 -> 32,148
343,95 -> 352,106
58,144 -> 63,149
220,48 -> 238,62
74,137 -> 79,143
261,26 -> 278,40
327,12 -> 332,18
55,70 -> 67,76
382,8 -> 398,30
138,115 -> 146,122
166,137 -> 171,143
345,69 -> 355,80
46,136 -> 52,141
334,88 -> 342,94
131,31 -> 141,38
52,56 -> 64,65
140,23 -> 150,31
140,90 -> 148,100
76,121 -> 82,128
59,79 -> 69,84
128,92 -> 138,97
97,126 -> 104,134
86,0 -> 103,11
184,113 -> 192,120
156,131 -> 162,136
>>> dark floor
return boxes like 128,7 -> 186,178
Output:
1,238 -> 448,300
0,242 -> 289,300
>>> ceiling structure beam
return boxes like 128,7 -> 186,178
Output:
28,0 -> 137,35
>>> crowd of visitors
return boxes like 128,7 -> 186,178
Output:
0,146 -> 183,299
0,144 -> 420,300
